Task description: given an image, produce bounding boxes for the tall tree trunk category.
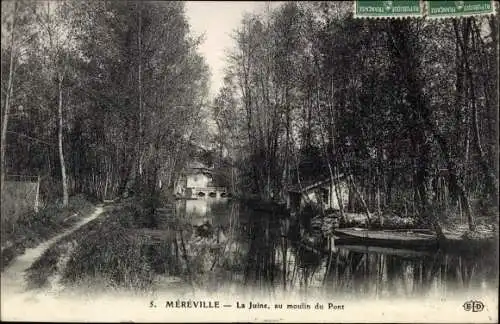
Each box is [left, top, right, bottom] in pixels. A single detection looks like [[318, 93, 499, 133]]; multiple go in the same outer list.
[[432, 131, 475, 231], [452, 19, 497, 228], [376, 169, 382, 226], [467, 53, 498, 198], [137, 3, 144, 178], [388, 20, 447, 236], [348, 174, 372, 226], [1, 0, 17, 197], [283, 99, 291, 201], [332, 165, 345, 216], [58, 73, 69, 207], [456, 19, 499, 198]]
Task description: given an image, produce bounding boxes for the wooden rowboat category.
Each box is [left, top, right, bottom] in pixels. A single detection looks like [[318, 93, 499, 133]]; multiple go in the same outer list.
[[332, 228, 439, 250]]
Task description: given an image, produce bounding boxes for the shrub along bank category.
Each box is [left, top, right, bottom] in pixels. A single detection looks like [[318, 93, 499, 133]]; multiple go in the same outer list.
[[26, 199, 183, 292], [0, 194, 96, 271]]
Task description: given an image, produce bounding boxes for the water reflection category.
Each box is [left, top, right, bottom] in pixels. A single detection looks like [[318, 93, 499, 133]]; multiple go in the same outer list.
[[155, 199, 498, 299], [176, 198, 231, 227]]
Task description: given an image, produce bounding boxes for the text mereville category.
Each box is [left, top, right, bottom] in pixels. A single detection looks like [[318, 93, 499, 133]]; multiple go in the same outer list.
[[165, 300, 220, 309]]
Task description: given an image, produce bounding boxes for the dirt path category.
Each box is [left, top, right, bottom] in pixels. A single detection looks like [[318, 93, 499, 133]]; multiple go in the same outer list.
[[1, 205, 104, 298]]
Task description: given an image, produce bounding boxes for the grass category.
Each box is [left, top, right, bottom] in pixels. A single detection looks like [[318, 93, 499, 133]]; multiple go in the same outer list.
[[25, 197, 233, 293], [25, 241, 71, 289], [0, 194, 96, 271], [26, 200, 184, 292], [61, 206, 157, 291]]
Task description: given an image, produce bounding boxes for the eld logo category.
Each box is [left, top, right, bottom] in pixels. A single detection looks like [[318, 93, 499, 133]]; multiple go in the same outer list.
[[463, 300, 485, 312]]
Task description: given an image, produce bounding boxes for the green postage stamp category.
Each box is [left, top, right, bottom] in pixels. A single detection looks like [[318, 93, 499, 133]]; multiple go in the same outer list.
[[427, 1, 495, 18], [354, 0, 496, 19], [354, 0, 424, 18]]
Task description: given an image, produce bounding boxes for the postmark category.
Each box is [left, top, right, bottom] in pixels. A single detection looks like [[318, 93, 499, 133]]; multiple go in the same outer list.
[[426, 0, 496, 18], [354, 0, 424, 19]]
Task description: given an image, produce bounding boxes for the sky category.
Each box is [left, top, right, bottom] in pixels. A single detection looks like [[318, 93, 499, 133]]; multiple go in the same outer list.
[[184, 1, 280, 98]]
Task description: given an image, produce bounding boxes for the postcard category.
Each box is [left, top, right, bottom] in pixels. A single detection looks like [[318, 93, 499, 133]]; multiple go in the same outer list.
[[1, 1, 498, 322]]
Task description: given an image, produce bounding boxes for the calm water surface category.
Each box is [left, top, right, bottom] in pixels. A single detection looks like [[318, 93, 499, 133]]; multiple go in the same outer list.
[[151, 198, 498, 300]]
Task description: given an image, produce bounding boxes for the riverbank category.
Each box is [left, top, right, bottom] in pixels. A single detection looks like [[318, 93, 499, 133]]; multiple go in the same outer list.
[[23, 198, 243, 295], [1, 206, 104, 297], [330, 227, 497, 253], [296, 210, 498, 255], [1, 194, 97, 271], [24, 199, 207, 293], [16, 196, 498, 294], [4, 196, 498, 320], [24, 201, 157, 291]]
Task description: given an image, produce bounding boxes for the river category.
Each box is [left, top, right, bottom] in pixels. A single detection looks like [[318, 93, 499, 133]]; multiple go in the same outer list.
[[159, 198, 498, 301], [1, 198, 497, 322]]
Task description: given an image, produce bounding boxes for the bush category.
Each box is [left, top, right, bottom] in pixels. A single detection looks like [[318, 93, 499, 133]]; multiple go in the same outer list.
[[298, 202, 323, 231], [130, 195, 161, 228], [63, 226, 156, 290], [0, 194, 95, 271], [60, 205, 177, 290], [1, 180, 39, 232], [25, 198, 186, 291]]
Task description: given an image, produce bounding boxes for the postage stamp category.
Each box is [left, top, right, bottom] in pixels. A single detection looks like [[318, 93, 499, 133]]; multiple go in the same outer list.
[[426, 0, 496, 18], [354, 0, 424, 18]]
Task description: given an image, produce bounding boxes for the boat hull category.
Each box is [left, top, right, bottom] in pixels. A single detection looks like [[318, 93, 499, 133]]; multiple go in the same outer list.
[[333, 228, 439, 250]]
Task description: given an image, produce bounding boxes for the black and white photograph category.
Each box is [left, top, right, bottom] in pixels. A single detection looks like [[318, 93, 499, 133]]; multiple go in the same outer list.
[[1, 1, 498, 322]]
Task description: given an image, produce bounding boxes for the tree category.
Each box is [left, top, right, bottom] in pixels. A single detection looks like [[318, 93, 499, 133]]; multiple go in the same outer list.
[[0, 1, 18, 196], [32, 1, 78, 207], [2, 0, 210, 205], [1, 0, 35, 196], [218, 1, 498, 233]]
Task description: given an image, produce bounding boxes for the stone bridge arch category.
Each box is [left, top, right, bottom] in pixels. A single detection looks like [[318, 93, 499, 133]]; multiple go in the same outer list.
[[190, 186, 229, 199]]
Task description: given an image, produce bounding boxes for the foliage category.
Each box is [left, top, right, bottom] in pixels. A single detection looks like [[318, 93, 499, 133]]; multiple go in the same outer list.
[[1, 0, 210, 204], [213, 2, 499, 232], [61, 208, 156, 290]]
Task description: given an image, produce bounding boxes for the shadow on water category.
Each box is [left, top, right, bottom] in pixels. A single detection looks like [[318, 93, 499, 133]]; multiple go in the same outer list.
[[150, 199, 497, 299]]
